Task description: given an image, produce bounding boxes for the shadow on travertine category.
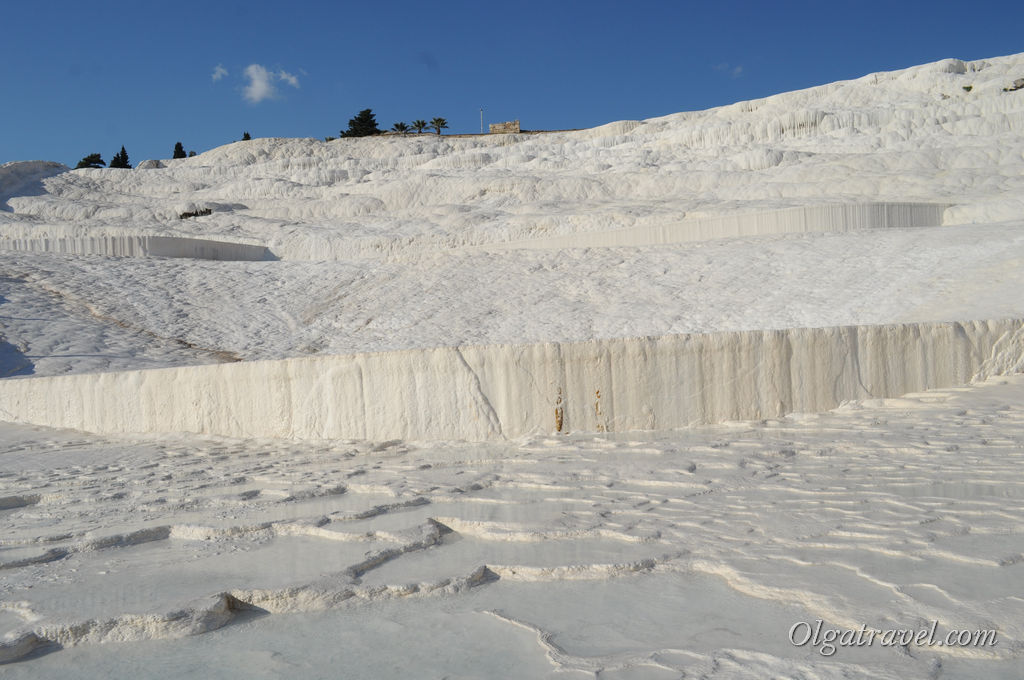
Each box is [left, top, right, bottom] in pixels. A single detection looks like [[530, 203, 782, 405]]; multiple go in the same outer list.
[[0, 286, 34, 378], [0, 161, 67, 212], [0, 339, 34, 378]]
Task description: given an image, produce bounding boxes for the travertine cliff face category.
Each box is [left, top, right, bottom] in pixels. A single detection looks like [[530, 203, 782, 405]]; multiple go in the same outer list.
[[3, 319, 1020, 440], [0, 235, 270, 260], [477, 202, 949, 251]]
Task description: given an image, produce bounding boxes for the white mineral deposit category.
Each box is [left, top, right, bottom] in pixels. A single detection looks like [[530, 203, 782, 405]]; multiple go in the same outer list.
[[2, 52, 1024, 678]]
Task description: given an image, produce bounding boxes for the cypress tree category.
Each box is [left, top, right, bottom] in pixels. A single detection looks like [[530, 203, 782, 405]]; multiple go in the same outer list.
[[173, 142, 187, 159], [109, 146, 131, 169], [340, 109, 381, 138]]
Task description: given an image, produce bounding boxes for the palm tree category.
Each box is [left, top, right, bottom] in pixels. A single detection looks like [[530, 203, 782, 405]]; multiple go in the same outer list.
[[392, 122, 409, 133], [411, 119, 428, 134], [430, 117, 448, 135]]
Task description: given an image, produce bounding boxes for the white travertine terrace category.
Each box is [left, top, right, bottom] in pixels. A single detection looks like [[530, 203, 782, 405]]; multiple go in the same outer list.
[[0, 235, 270, 260], [474, 202, 949, 251], [2, 319, 1020, 440], [0, 201, 949, 260], [2, 53, 1024, 437], [2, 52, 1024, 678]]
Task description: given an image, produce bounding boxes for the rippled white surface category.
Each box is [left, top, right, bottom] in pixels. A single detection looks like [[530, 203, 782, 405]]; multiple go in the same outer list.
[[2, 377, 1023, 676]]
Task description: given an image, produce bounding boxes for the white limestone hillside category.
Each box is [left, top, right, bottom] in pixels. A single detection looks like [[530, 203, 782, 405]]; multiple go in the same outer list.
[[3, 54, 1024, 678], [0, 53, 1023, 382], [1, 54, 1023, 261], [2, 219, 1023, 377]]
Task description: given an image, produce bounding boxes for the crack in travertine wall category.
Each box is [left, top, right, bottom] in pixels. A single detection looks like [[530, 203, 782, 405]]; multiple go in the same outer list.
[[0, 319, 1020, 441]]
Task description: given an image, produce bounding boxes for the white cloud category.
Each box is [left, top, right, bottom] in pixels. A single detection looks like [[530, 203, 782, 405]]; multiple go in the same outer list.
[[212, 64, 228, 82], [243, 64, 276, 103], [713, 62, 744, 79], [242, 64, 301, 103], [278, 69, 300, 88]]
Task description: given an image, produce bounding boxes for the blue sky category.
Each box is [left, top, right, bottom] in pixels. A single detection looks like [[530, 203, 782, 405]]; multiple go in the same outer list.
[[2, 0, 1022, 167]]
